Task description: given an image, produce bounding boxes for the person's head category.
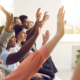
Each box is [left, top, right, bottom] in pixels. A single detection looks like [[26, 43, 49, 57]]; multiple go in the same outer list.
[[12, 17, 22, 27], [29, 21, 34, 29], [7, 33, 16, 48], [13, 25, 27, 42], [19, 15, 29, 29]]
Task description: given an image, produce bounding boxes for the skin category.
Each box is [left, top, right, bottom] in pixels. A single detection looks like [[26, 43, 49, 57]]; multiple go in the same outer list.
[[12, 18, 22, 27], [25, 8, 49, 42], [22, 18, 29, 29], [16, 28, 27, 46], [42, 30, 50, 46], [6, 35, 16, 51], [6, 33, 43, 79], [0, 59, 3, 77], [1, 6, 66, 80], [0, 5, 13, 33], [28, 21, 34, 30], [0, 6, 48, 65]]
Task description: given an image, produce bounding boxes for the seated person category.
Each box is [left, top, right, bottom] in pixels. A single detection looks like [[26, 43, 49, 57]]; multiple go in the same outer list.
[[10, 24, 53, 80], [21, 22, 58, 80], [0, 26, 4, 34], [0, 5, 49, 80], [0, 6, 66, 80]]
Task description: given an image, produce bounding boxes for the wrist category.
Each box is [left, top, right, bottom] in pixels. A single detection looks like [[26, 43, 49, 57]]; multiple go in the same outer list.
[[42, 42, 46, 46], [34, 32, 38, 38]]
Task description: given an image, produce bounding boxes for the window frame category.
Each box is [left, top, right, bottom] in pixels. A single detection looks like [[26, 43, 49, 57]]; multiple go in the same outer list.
[[61, 0, 80, 42]]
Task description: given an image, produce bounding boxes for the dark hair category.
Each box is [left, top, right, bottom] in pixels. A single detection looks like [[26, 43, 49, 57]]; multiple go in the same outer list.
[[13, 17, 19, 24], [19, 15, 28, 23], [13, 24, 27, 38]]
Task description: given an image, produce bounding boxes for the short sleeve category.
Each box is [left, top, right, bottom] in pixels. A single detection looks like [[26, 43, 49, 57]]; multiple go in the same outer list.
[[0, 52, 10, 65]]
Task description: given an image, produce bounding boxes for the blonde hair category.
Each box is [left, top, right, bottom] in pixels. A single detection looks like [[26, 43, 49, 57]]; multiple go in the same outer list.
[[29, 21, 34, 28]]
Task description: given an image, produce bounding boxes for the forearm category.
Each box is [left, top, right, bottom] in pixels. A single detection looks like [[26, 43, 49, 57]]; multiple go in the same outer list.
[[72, 60, 80, 80], [26, 26, 36, 41], [42, 41, 46, 46], [7, 33, 38, 64], [3, 46, 50, 80], [45, 34, 62, 54], [0, 28, 14, 54], [19, 33, 38, 57], [4, 23, 11, 33]]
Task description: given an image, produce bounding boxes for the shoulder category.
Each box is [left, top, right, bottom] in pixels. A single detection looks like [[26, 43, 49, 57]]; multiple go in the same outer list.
[[0, 49, 10, 59]]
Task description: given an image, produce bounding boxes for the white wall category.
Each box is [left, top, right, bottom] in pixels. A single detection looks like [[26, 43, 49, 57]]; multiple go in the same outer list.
[[14, 0, 80, 70]]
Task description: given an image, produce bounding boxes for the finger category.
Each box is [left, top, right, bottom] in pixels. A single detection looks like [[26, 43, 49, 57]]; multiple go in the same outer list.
[[63, 10, 65, 19], [11, 13, 13, 20], [40, 75, 43, 79], [39, 13, 42, 16], [62, 6, 64, 14], [44, 12, 48, 16], [46, 30, 49, 35], [58, 8, 61, 17], [42, 33, 44, 37], [37, 8, 41, 14]]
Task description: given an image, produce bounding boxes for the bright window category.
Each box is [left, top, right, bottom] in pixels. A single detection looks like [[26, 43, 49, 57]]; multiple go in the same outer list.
[[60, 0, 80, 42], [62, 0, 80, 34], [0, 0, 13, 26]]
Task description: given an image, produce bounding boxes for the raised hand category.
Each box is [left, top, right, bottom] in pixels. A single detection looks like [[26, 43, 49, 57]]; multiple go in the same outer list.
[[36, 8, 42, 21], [57, 6, 66, 37], [42, 12, 50, 24], [35, 21, 43, 35], [0, 5, 13, 32], [42, 30, 50, 45]]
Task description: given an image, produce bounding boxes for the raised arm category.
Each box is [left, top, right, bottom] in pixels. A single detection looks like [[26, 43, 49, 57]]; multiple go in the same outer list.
[[0, 5, 14, 54], [6, 21, 44, 65], [45, 6, 65, 54], [0, 5, 13, 32], [26, 8, 49, 41], [1, 6, 66, 80]]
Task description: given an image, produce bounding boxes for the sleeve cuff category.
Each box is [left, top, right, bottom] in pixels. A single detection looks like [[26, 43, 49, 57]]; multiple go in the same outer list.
[[1, 28, 14, 39]]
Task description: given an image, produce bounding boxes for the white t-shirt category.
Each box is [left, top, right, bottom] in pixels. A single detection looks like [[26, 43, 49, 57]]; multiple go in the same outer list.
[[10, 43, 21, 53], [10, 43, 21, 67]]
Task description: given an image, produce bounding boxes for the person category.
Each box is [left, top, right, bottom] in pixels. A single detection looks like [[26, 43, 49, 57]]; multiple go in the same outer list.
[[19, 15, 29, 29], [19, 8, 49, 30], [0, 17, 21, 34], [0, 4, 49, 79], [0, 6, 65, 80], [0, 5, 14, 54], [11, 17, 22, 27], [10, 25, 27, 53], [0, 6, 48, 70], [29, 21, 34, 30]]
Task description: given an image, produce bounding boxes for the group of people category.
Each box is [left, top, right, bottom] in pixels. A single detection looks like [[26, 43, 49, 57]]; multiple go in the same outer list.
[[0, 4, 80, 80]]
